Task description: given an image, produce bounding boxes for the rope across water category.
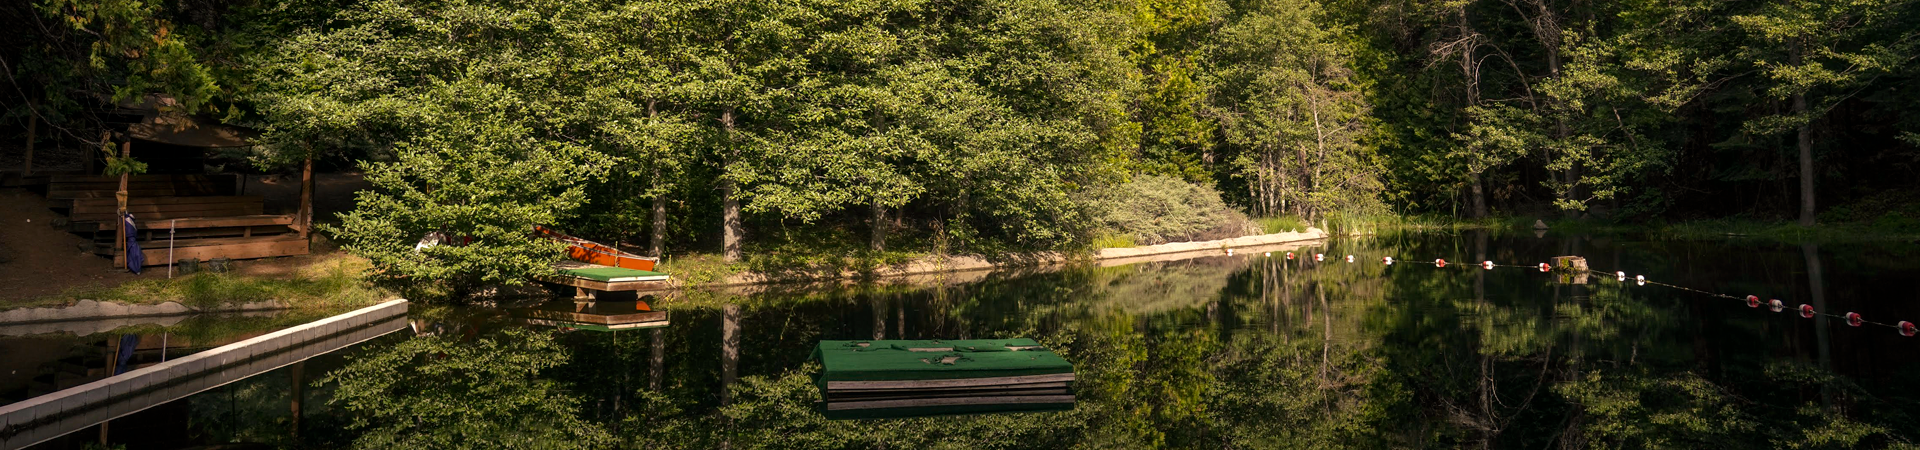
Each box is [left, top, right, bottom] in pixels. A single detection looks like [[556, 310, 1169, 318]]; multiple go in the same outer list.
[[1268, 251, 1918, 338]]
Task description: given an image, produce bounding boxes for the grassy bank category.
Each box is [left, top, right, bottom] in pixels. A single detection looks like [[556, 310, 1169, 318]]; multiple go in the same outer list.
[[16, 253, 391, 311]]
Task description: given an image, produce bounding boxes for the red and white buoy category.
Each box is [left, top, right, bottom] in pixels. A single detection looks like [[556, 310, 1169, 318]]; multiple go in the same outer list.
[[1846, 312, 1864, 327], [1346, 254, 1355, 263], [1635, 275, 1646, 286], [1314, 253, 1325, 262], [1900, 321, 1917, 337], [1435, 258, 1447, 267], [1616, 271, 1626, 282], [1769, 299, 1785, 312], [1265, 252, 1271, 257], [1800, 304, 1816, 318], [1745, 295, 1761, 308], [1383, 256, 1395, 265], [1538, 263, 1551, 272], [1287, 252, 1295, 260], [1482, 260, 1495, 270]]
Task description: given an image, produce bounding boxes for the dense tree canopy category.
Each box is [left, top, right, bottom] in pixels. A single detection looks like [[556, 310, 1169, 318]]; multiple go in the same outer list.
[[4, 0, 1917, 288]]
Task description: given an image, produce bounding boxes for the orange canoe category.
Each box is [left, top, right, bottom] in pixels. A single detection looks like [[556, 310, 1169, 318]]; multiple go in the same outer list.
[[534, 226, 659, 271]]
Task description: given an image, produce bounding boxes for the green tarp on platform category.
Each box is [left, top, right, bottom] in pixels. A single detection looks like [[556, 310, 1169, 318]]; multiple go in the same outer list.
[[558, 266, 668, 282], [812, 339, 1074, 382], [813, 339, 1077, 419]]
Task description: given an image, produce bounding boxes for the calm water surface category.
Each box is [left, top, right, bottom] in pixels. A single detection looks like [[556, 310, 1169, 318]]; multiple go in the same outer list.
[[19, 231, 1920, 449]]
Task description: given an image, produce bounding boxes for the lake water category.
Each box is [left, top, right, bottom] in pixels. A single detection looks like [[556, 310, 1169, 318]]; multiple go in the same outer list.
[[12, 231, 1919, 449]]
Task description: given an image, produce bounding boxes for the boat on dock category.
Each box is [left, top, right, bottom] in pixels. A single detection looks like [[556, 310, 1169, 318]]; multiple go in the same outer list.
[[534, 225, 658, 271]]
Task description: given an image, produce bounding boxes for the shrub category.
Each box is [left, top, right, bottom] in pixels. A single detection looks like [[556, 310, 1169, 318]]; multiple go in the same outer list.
[[1255, 216, 1309, 234], [1081, 175, 1255, 245]]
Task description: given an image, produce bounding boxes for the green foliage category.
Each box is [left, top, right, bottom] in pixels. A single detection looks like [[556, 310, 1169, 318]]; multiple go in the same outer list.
[[1254, 215, 1309, 234], [321, 327, 613, 449], [1092, 232, 1138, 249], [1206, 0, 1382, 219], [254, 0, 617, 289], [1081, 174, 1254, 245]]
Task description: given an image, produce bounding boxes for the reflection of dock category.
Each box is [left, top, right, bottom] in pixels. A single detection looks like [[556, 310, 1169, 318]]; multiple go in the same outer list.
[[510, 300, 669, 332], [0, 300, 409, 449]]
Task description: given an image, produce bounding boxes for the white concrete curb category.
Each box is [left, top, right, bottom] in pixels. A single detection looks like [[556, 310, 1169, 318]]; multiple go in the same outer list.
[[0, 299, 407, 446]]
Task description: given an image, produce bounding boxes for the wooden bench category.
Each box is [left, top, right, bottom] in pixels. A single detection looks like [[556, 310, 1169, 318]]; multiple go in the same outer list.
[[112, 215, 299, 240]]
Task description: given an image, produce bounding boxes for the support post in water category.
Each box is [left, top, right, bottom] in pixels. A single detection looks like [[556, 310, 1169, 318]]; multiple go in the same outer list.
[[1551, 256, 1588, 284]]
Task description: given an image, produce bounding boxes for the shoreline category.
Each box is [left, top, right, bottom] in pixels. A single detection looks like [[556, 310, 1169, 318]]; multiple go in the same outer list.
[[693, 228, 1331, 289]]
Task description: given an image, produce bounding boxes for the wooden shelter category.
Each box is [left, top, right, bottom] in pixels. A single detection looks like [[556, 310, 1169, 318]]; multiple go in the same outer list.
[[15, 96, 313, 268]]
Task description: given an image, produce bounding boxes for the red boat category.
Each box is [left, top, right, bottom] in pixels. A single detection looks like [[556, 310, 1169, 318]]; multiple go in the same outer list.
[[534, 226, 659, 272]]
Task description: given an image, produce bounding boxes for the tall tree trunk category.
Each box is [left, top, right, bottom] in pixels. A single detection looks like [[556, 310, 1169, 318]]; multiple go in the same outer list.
[[651, 168, 668, 258], [648, 100, 668, 258], [1794, 93, 1815, 226], [22, 106, 34, 176], [870, 198, 886, 252], [299, 155, 315, 238], [1534, 0, 1578, 220], [1470, 172, 1489, 218], [1791, 40, 1815, 226], [115, 139, 130, 269], [720, 108, 743, 262]]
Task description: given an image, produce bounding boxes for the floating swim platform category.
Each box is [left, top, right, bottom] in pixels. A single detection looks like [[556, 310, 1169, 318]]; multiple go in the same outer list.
[[560, 265, 669, 282], [813, 339, 1076, 419], [540, 260, 672, 294]]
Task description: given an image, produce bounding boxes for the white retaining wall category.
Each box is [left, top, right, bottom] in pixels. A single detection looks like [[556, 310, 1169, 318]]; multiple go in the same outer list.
[[0, 299, 409, 449]]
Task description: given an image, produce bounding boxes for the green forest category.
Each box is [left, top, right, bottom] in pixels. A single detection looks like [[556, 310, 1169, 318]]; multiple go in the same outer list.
[[4, 0, 1918, 288]]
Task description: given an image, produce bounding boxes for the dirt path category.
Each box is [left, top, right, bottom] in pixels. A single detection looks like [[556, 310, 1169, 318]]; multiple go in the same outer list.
[[0, 188, 156, 304]]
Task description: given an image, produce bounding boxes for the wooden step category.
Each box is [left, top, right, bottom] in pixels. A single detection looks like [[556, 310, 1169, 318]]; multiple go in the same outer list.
[[115, 235, 310, 266], [68, 195, 262, 215], [133, 214, 293, 230], [52, 195, 262, 211], [47, 187, 176, 200], [107, 215, 297, 237]]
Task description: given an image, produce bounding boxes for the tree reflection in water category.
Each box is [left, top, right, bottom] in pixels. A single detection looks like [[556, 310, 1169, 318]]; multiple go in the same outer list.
[[299, 232, 1916, 449]]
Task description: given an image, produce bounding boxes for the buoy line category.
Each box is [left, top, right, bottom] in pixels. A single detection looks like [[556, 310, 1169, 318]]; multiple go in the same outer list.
[[1269, 252, 1919, 338]]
